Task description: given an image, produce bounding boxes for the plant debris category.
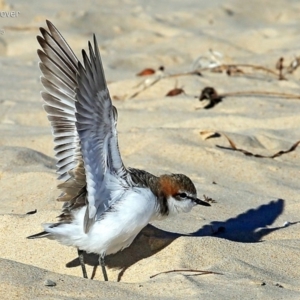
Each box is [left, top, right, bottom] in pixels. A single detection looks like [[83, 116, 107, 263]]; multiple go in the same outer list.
[[275, 57, 285, 80], [165, 87, 185, 97], [150, 269, 223, 279], [200, 131, 300, 158], [192, 51, 299, 80], [136, 66, 165, 76], [203, 194, 217, 203], [26, 209, 37, 215], [196, 86, 300, 109], [198, 87, 223, 108]]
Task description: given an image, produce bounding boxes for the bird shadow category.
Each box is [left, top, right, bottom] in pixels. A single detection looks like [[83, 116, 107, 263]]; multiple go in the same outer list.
[[65, 198, 298, 281]]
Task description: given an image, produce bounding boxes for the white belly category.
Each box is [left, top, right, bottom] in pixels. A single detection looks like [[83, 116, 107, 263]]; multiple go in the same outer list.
[[43, 188, 157, 256]]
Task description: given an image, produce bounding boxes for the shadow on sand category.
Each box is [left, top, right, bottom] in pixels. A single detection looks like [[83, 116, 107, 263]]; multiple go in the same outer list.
[[66, 198, 297, 281]]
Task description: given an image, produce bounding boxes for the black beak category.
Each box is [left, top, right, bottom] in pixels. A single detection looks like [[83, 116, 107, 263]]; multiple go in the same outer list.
[[194, 198, 211, 206]]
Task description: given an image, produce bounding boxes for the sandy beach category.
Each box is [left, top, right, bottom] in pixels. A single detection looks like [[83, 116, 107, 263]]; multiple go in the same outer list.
[[0, 0, 300, 299]]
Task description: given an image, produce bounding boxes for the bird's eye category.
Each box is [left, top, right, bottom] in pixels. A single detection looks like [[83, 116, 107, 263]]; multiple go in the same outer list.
[[179, 192, 187, 198]]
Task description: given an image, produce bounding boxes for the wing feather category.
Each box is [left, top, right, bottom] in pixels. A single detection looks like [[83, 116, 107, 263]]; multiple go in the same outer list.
[[39, 21, 129, 232], [38, 21, 86, 204], [75, 35, 127, 231]]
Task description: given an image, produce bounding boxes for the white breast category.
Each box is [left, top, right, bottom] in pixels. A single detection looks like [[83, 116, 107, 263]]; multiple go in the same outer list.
[[43, 187, 157, 256]]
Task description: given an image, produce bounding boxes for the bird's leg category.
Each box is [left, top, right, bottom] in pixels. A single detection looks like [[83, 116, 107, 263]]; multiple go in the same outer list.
[[99, 255, 108, 281], [77, 249, 88, 279]]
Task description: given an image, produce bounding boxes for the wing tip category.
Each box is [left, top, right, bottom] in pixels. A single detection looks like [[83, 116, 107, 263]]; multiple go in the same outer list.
[[27, 231, 51, 239]]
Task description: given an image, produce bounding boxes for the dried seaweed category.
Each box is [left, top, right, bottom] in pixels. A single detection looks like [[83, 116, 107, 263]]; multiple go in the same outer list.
[[196, 86, 300, 109], [200, 131, 300, 158], [120, 52, 300, 100], [150, 269, 223, 279], [193, 52, 299, 80]]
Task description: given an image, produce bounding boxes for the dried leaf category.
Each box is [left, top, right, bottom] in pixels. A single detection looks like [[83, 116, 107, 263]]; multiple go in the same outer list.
[[166, 88, 185, 97], [136, 66, 164, 76], [199, 130, 221, 140], [136, 68, 156, 76]]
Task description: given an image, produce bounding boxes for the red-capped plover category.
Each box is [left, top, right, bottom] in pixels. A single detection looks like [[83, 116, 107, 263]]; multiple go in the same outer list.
[[27, 20, 211, 281]]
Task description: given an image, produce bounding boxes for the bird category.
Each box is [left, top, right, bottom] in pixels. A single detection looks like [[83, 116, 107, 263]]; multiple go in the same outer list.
[[27, 20, 211, 281]]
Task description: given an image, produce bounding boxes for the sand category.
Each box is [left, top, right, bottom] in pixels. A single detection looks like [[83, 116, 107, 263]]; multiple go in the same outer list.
[[0, 0, 300, 299]]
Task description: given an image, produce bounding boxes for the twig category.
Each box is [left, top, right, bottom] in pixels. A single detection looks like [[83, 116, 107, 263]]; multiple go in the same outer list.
[[222, 90, 300, 99], [129, 70, 201, 99], [129, 76, 163, 99], [218, 133, 300, 158], [167, 70, 202, 78], [196, 86, 300, 109], [275, 57, 285, 80], [198, 63, 279, 77], [150, 269, 223, 279]]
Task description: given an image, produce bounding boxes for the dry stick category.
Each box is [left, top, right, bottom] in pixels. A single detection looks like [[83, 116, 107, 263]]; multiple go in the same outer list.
[[219, 133, 300, 159], [222, 90, 300, 100], [199, 63, 279, 77], [129, 61, 285, 99], [275, 57, 285, 80], [167, 70, 202, 78], [129, 76, 163, 99], [195, 89, 300, 110], [150, 269, 223, 279], [129, 71, 200, 99]]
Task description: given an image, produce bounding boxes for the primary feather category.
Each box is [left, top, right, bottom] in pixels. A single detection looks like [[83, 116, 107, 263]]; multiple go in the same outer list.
[[37, 20, 127, 233]]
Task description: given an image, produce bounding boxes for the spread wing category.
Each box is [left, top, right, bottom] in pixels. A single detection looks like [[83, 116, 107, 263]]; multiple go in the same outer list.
[[38, 20, 86, 206], [75, 35, 128, 231], [38, 20, 128, 232]]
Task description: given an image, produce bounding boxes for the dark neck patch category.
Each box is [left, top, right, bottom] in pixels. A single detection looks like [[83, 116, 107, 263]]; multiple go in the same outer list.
[[128, 168, 171, 216], [157, 192, 169, 216]]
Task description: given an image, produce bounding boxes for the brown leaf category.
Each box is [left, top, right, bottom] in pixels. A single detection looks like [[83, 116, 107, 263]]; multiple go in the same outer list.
[[166, 88, 185, 97], [136, 68, 156, 76], [136, 66, 165, 76]]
